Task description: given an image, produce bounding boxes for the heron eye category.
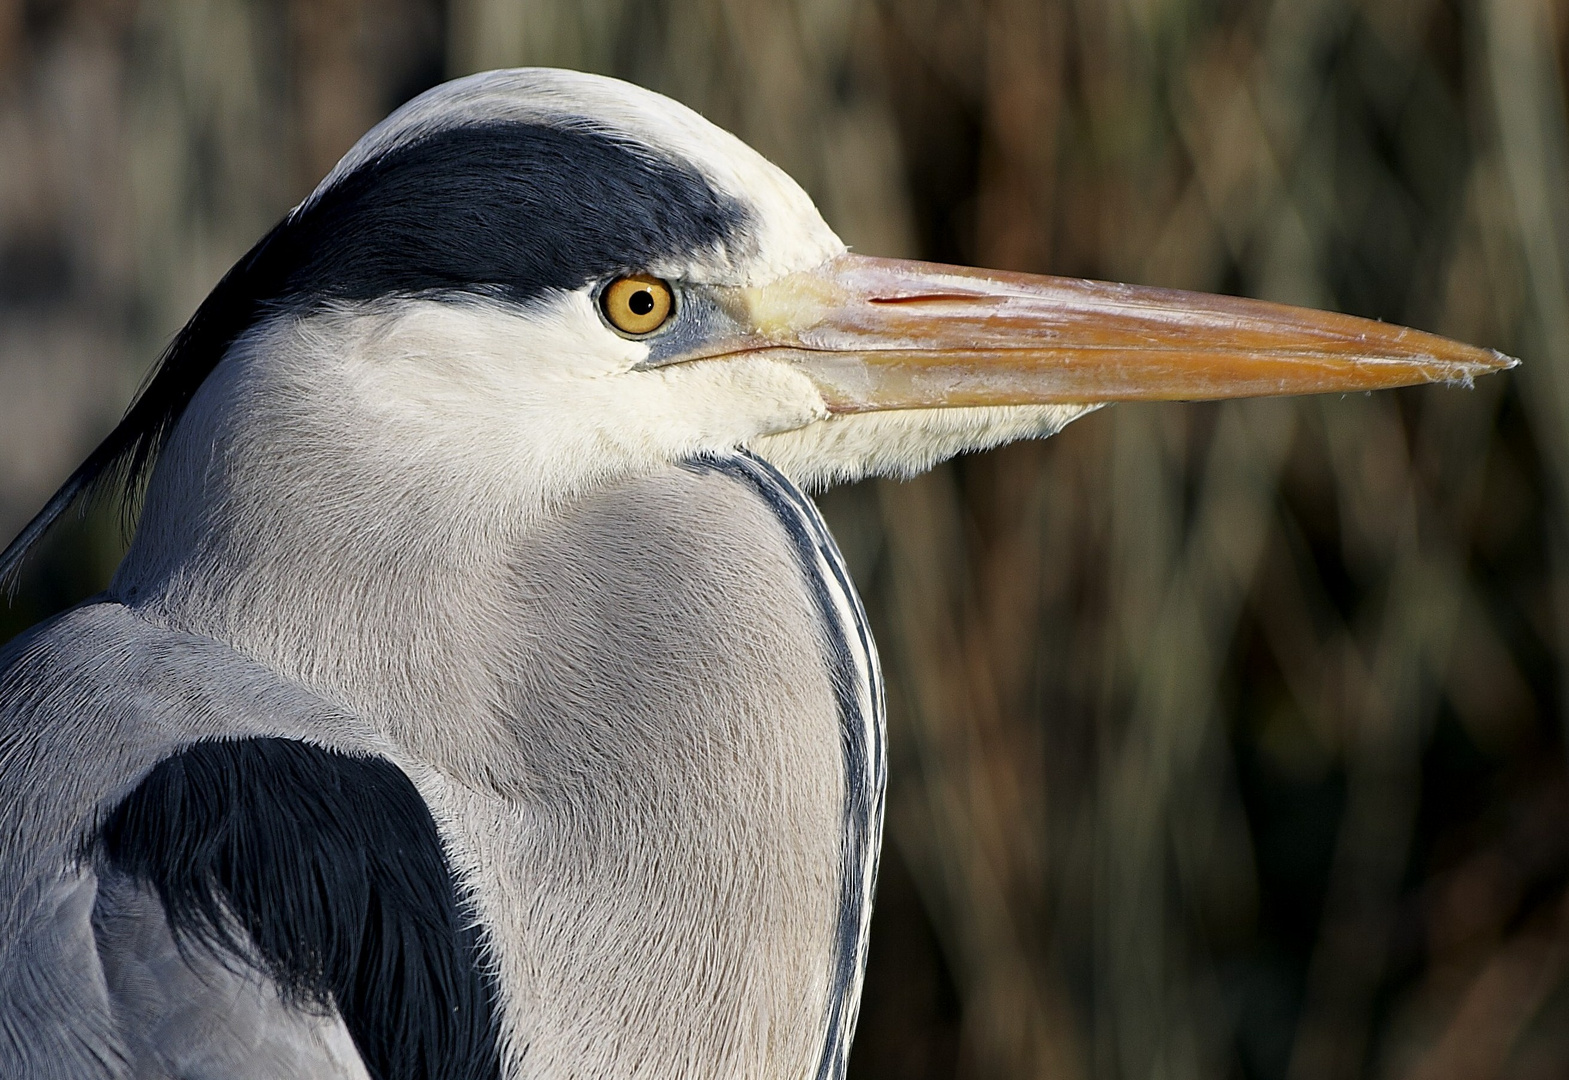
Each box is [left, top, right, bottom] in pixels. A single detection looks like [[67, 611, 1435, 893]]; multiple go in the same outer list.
[[601, 275, 674, 336]]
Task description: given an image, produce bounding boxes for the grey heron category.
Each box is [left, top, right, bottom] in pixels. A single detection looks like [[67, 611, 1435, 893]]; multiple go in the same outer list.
[[0, 68, 1511, 1080]]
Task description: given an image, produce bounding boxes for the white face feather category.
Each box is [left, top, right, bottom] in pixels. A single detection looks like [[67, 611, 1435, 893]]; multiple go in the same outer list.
[[264, 291, 835, 515]]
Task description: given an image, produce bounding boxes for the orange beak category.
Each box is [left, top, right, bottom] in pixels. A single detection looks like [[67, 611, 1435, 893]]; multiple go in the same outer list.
[[705, 254, 1513, 410]]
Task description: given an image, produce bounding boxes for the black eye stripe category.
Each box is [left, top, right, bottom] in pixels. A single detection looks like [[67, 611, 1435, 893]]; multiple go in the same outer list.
[[291, 123, 747, 303]]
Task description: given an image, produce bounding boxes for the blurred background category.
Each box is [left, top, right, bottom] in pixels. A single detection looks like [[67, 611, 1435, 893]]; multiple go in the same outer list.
[[3, 0, 1568, 1077]]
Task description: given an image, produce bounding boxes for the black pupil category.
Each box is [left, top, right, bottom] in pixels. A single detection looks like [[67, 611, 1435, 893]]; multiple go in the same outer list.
[[628, 289, 656, 316]]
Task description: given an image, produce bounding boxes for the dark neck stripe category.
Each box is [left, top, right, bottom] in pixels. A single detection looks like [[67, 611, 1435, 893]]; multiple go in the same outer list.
[[691, 452, 888, 1080], [98, 738, 504, 1080]]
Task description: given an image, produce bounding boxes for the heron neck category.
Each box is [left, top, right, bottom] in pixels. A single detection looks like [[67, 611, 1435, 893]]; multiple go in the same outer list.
[[115, 410, 854, 1078]]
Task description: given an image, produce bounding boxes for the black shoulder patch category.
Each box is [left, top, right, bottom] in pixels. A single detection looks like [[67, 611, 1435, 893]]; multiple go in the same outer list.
[[99, 738, 503, 1080], [0, 119, 751, 584]]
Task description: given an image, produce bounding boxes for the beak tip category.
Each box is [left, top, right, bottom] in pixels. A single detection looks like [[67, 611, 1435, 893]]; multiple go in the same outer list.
[[1435, 348, 1517, 391]]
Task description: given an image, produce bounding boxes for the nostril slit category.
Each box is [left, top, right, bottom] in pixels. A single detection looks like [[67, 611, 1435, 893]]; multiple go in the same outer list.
[[867, 293, 974, 305]]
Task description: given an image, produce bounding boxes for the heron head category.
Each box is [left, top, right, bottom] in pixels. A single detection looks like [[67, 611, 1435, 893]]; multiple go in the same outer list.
[[0, 69, 1513, 588], [216, 67, 1502, 499]]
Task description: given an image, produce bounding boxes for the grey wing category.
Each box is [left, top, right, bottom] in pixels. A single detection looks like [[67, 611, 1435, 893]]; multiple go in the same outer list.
[[0, 602, 373, 1080], [1, 869, 123, 1080], [89, 871, 370, 1080], [1, 868, 369, 1080]]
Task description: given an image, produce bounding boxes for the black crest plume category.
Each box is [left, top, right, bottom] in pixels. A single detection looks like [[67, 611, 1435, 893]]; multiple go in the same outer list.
[[0, 220, 289, 591]]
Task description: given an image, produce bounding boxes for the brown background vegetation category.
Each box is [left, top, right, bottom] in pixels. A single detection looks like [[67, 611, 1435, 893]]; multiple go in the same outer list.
[[5, 1, 1569, 1077]]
